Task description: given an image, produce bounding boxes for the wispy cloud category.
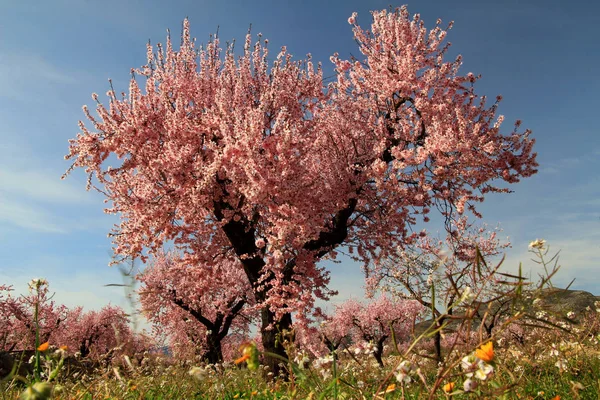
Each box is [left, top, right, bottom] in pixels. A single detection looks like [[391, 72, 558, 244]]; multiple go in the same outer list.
[[539, 149, 600, 175], [0, 195, 67, 233], [0, 52, 76, 101], [0, 167, 94, 204]]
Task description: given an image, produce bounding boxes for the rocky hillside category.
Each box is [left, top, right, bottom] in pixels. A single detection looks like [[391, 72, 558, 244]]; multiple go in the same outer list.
[[412, 287, 600, 337]]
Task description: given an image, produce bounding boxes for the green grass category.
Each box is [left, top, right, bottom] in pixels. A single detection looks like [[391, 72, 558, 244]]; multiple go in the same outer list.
[[3, 339, 600, 399]]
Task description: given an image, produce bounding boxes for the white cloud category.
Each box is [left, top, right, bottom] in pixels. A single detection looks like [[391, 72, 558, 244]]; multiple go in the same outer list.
[[0, 195, 67, 233], [0, 53, 76, 101], [0, 167, 95, 204]]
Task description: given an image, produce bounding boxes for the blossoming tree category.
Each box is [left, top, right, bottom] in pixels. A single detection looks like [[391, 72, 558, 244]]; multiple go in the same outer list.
[[0, 283, 68, 352], [61, 304, 136, 363], [137, 252, 253, 364], [331, 296, 423, 367], [367, 216, 511, 361], [64, 6, 537, 372]]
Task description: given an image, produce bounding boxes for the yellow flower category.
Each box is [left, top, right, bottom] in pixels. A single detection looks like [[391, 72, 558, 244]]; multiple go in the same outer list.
[[37, 342, 50, 352], [443, 382, 455, 393], [475, 342, 494, 362]]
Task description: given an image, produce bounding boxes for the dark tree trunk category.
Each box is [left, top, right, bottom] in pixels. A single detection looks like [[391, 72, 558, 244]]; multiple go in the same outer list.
[[215, 179, 360, 381], [372, 336, 387, 368], [373, 349, 385, 368], [202, 333, 224, 365], [80, 342, 90, 358], [260, 308, 292, 378]]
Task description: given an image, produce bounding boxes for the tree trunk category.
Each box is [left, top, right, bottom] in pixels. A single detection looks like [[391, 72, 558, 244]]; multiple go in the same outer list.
[[202, 334, 224, 365], [260, 306, 292, 379], [373, 336, 387, 368], [373, 348, 385, 368]]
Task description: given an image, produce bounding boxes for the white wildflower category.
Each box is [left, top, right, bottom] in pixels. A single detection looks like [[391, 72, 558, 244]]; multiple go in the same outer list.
[[459, 286, 475, 305], [528, 239, 546, 251], [28, 278, 48, 292], [463, 378, 477, 392], [395, 360, 415, 384]]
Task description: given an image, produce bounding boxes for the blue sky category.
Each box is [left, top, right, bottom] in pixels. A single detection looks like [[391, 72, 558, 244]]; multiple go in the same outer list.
[[1, 0, 599, 319]]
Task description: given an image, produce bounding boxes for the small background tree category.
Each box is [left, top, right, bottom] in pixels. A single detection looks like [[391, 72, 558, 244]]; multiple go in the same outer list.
[[138, 252, 254, 364]]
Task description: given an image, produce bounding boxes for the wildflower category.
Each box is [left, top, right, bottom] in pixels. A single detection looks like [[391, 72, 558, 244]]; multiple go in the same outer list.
[[514, 365, 524, 373], [567, 311, 575, 319], [443, 382, 455, 393], [463, 378, 477, 392], [363, 341, 377, 355], [294, 351, 310, 369], [528, 239, 546, 251], [555, 359, 568, 372], [461, 354, 479, 377], [459, 286, 475, 305], [395, 360, 415, 384], [315, 354, 334, 368], [475, 342, 494, 362], [235, 342, 259, 371], [54, 346, 68, 357], [37, 342, 50, 352], [474, 362, 494, 381], [378, 384, 396, 395], [28, 278, 48, 292]]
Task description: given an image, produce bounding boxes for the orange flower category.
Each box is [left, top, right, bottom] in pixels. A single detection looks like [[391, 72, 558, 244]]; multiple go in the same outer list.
[[475, 341, 494, 362], [443, 382, 455, 393], [59, 345, 68, 351], [234, 353, 250, 365], [550, 396, 560, 400], [379, 383, 396, 394], [235, 342, 259, 370], [37, 342, 50, 352]]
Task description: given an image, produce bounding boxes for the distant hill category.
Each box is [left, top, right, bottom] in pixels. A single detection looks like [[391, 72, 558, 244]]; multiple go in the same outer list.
[[412, 287, 600, 338]]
